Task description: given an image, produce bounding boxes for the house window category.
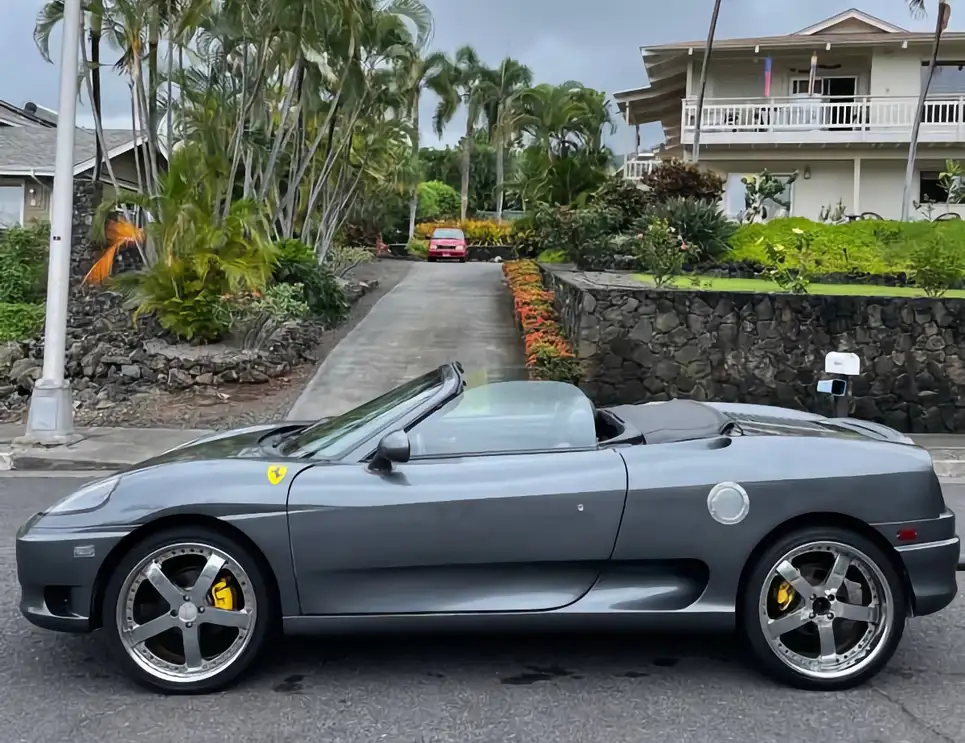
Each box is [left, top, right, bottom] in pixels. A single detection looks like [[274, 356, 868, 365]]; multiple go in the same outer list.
[[791, 78, 822, 96], [919, 171, 963, 204], [921, 62, 965, 123], [0, 185, 24, 227], [723, 173, 795, 220]]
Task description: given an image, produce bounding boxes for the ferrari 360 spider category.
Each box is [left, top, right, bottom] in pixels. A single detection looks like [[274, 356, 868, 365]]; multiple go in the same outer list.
[[16, 362, 960, 694]]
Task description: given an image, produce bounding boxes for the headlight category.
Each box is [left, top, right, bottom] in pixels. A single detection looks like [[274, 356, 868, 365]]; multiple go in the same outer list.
[[46, 476, 121, 515]]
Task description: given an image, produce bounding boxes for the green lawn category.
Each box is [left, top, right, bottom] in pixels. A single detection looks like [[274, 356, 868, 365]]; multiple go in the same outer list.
[[633, 274, 965, 299]]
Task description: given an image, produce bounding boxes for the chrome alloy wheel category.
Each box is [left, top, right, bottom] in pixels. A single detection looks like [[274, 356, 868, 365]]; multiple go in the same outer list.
[[115, 542, 257, 685], [758, 540, 893, 681]]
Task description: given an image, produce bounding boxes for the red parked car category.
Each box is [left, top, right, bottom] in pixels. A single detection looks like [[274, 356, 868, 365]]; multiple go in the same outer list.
[[427, 227, 468, 262]]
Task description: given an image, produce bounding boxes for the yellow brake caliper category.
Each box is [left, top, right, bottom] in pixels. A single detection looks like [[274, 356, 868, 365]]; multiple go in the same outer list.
[[775, 581, 795, 611], [209, 578, 236, 610]]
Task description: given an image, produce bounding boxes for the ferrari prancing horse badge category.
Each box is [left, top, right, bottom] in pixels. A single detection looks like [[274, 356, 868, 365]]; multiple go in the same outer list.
[[267, 465, 288, 485]]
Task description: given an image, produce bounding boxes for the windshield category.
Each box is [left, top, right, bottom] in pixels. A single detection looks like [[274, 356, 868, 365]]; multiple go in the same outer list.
[[432, 228, 464, 240], [280, 368, 446, 457]]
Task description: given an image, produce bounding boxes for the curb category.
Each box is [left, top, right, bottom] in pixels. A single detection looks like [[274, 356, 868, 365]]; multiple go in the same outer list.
[[933, 459, 965, 479], [0, 449, 134, 472]]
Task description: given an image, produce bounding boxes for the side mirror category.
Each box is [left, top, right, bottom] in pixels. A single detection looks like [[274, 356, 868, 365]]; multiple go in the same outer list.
[[817, 378, 847, 397], [369, 430, 410, 472]]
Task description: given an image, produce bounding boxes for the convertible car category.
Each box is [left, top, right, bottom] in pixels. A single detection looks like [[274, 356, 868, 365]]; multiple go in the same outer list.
[[16, 362, 961, 694]]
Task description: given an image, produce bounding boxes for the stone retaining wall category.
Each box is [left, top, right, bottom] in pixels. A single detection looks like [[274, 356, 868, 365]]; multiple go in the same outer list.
[[542, 265, 965, 433]]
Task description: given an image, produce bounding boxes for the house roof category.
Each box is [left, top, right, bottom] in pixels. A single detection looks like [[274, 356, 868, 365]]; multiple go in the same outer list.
[[793, 8, 907, 35], [0, 128, 143, 175], [0, 100, 56, 129]]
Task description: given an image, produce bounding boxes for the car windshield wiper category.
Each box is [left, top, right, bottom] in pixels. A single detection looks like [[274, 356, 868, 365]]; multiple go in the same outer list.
[[260, 425, 308, 455]]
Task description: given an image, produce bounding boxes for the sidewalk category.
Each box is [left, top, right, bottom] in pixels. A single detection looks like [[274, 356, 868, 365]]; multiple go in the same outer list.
[[0, 424, 209, 471]]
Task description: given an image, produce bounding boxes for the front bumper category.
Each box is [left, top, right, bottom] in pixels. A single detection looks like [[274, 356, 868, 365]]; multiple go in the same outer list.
[[428, 248, 467, 258], [17, 512, 126, 633]]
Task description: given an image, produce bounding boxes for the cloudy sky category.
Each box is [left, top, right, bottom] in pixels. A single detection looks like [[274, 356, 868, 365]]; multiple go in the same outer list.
[[1, 0, 956, 154]]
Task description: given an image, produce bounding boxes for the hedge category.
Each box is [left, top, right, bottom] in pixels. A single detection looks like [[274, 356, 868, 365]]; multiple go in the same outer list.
[[726, 217, 965, 275], [0, 303, 44, 341], [415, 219, 513, 246], [503, 260, 581, 384]]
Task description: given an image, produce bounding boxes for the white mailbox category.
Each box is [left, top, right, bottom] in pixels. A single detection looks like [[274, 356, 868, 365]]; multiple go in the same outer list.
[[824, 351, 860, 376]]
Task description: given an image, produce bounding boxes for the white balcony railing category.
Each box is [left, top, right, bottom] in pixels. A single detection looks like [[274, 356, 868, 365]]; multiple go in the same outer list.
[[622, 157, 659, 181], [681, 95, 965, 145]]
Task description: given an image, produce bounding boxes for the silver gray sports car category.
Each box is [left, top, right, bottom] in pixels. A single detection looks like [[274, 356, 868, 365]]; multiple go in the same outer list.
[[16, 362, 961, 694]]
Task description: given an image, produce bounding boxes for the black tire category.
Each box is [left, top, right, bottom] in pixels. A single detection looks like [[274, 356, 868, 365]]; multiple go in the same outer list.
[[459, 257, 467, 263], [426, 256, 435, 262], [740, 525, 906, 691], [102, 525, 275, 694]]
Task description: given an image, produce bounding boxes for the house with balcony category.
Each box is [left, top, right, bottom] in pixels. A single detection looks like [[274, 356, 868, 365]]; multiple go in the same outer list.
[[614, 8, 965, 220]]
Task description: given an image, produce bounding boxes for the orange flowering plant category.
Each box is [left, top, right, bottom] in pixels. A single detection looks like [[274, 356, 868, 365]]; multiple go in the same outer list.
[[503, 260, 581, 384]]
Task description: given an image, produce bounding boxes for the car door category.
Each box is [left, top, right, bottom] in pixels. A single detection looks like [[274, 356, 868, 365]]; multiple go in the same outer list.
[[287, 447, 628, 615]]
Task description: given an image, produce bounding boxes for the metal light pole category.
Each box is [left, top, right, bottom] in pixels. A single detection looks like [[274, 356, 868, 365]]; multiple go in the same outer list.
[[21, 0, 83, 446]]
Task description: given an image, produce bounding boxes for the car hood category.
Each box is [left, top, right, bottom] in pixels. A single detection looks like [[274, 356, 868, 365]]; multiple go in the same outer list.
[[128, 420, 319, 470]]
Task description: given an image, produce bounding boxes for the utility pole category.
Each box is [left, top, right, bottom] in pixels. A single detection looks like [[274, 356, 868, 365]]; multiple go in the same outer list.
[[21, 0, 83, 445]]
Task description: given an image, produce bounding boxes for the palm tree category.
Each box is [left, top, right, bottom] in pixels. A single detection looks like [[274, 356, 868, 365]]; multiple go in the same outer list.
[[480, 57, 532, 220], [691, 0, 722, 164], [399, 49, 457, 239], [511, 82, 614, 206], [901, 0, 952, 220], [452, 46, 488, 220]]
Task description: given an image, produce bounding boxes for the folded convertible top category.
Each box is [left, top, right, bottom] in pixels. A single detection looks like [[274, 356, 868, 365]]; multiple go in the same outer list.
[[606, 399, 728, 445]]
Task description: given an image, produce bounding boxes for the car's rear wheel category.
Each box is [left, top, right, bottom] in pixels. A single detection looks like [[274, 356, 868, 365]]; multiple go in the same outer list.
[[102, 525, 274, 694], [741, 526, 906, 691]]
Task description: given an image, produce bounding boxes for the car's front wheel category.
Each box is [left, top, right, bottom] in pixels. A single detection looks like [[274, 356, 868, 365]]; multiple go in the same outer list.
[[741, 526, 906, 691], [102, 525, 274, 694]]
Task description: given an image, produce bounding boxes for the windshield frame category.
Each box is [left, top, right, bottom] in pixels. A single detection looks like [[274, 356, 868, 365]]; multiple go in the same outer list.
[[281, 363, 463, 460]]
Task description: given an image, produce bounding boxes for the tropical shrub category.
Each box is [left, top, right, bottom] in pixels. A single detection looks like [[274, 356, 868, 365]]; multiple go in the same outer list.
[[758, 227, 817, 294], [417, 181, 460, 222], [536, 248, 567, 263], [647, 197, 736, 260], [407, 238, 428, 258], [227, 283, 312, 350], [643, 160, 725, 203], [84, 144, 278, 342], [252, 282, 310, 320], [415, 220, 512, 245], [590, 176, 652, 230], [510, 214, 540, 258], [0, 223, 48, 303], [530, 204, 624, 270], [272, 239, 348, 324], [727, 218, 965, 276], [0, 302, 45, 341], [325, 246, 373, 278], [906, 231, 965, 297], [740, 170, 798, 222], [619, 218, 692, 287], [503, 260, 580, 384]]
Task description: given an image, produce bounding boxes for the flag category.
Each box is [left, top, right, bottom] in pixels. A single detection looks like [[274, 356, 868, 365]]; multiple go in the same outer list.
[[808, 52, 818, 95], [763, 57, 772, 97]]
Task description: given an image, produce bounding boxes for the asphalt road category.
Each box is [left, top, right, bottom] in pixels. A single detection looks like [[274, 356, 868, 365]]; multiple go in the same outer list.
[[4, 475, 965, 743]]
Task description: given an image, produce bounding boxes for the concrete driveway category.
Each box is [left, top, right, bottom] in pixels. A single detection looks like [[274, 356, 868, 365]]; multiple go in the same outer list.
[[287, 261, 525, 420]]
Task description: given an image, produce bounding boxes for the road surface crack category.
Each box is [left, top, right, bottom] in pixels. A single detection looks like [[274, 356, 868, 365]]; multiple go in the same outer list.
[[872, 686, 956, 743]]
